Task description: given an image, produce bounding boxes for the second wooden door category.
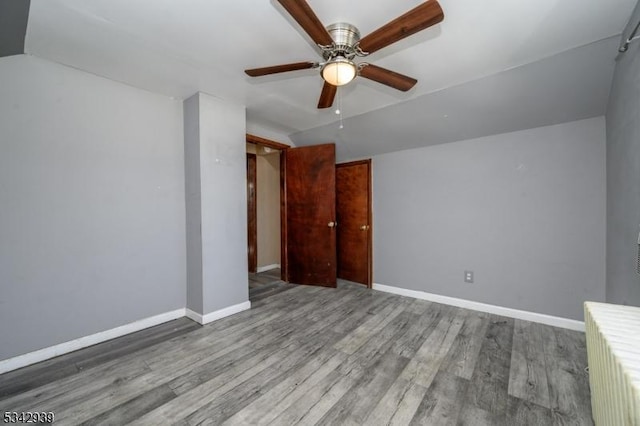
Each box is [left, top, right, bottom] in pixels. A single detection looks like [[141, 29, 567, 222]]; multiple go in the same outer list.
[[336, 159, 372, 287]]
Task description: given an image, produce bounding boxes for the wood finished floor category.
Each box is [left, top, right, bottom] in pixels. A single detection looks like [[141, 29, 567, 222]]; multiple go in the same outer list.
[[0, 273, 592, 425]]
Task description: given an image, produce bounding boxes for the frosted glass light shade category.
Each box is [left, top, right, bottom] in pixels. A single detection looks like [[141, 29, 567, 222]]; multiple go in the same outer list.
[[322, 58, 356, 86]]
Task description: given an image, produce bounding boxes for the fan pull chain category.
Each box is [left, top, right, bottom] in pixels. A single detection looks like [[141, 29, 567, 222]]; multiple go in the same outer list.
[[337, 87, 344, 129]]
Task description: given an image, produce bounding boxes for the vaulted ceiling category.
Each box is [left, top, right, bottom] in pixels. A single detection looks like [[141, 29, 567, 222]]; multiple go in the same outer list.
[[25, 0, 637, 158]]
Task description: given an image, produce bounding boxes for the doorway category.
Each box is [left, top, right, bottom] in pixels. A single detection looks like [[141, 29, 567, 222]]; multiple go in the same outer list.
[[245, 134, 373, 292], [246, 134, 288, 295]]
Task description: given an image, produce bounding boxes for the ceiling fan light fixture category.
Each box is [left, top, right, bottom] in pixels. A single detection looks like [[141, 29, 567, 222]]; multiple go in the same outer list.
[[321, 57, 356, 87]]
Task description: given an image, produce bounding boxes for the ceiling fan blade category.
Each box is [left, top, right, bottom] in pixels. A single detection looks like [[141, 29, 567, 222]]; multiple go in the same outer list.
[[277, 0, 334, 46], [358, 0, 444, 54], [317, 81, 337, 109], [359, 64, 417, 91], [245, 61, 317, 77]]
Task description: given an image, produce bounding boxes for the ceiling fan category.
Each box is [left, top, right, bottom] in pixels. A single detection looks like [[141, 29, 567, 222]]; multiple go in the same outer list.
[[245, 0, 444, 109]]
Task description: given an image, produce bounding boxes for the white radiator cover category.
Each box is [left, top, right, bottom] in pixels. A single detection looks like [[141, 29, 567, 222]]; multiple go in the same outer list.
[[585, 302, 640, 426]]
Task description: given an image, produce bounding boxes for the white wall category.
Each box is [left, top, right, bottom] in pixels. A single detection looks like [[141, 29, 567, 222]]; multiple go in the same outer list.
[[0, 55, 186, 361], [373, 117, 606, 321]]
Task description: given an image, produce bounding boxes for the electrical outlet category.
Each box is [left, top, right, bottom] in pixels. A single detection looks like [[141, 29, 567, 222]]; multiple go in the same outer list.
[[464, 270, 474, 283]]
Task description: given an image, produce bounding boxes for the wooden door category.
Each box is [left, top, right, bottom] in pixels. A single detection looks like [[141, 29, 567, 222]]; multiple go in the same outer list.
[[284, 144, 337, 287], [247, 153, 257, 273], [336, 159, 372, 287]]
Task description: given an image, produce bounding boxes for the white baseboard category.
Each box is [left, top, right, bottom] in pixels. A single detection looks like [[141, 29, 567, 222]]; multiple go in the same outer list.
[[0, 299, 253, 374], [186, 300, 251, 325], [372, 283, 585, 332], [0, 308, 186, 375], [256, 264, 280, 273]]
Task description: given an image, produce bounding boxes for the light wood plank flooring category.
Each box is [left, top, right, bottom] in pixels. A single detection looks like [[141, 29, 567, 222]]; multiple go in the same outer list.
[[0, 275, 592, 425]]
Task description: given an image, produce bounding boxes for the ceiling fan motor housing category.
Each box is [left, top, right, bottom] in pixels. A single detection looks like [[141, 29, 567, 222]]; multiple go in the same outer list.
[[324, 22, 361, 60]]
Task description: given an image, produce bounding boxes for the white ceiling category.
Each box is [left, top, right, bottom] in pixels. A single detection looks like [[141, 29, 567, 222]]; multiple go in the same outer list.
[[25, 0, 636, 150]]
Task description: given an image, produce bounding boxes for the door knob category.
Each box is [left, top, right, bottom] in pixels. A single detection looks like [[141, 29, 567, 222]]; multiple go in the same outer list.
[[360, 225, 370, 231], [328, 221, 337, 228]]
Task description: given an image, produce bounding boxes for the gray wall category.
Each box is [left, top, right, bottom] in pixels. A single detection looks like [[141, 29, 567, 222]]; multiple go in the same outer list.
[[373, 117, 606, 320], [184, 94, 204, 313], [0, 0, 30, 57], [290, 37, 616, 163], [0, 55, 186, 361], [198, 93, 249, 313], [606, 1, 640, 306], [183, 93, 249, 315]]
